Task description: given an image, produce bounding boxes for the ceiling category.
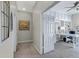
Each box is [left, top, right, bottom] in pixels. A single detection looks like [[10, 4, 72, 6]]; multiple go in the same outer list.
[[11, 1, 79, 14], [49, 1, 79, 15], [15, 1, 58, 13], [16, 1, 36, 12], [34, 1, 58, 13]]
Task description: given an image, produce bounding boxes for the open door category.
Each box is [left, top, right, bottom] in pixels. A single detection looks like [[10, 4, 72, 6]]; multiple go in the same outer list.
[[43, 14, 56, 54]]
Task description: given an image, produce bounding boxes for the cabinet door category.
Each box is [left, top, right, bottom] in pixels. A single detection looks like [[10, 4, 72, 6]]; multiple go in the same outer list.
[[61, 20, 64, 27]]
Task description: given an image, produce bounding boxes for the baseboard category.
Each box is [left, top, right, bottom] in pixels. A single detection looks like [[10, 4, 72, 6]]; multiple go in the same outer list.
[[18, 40, 33, 43], [33, 44, 41, 55]]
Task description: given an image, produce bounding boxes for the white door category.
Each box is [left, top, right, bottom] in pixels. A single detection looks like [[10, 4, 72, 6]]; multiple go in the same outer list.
[[43, 15, 55, 54]]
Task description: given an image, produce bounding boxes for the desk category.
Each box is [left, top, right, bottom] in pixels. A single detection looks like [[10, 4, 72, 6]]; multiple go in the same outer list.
[[56, 33, 79, 48]]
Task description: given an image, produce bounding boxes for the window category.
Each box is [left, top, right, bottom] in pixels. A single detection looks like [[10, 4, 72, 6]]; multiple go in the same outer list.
[[1, 1, 10, 41]]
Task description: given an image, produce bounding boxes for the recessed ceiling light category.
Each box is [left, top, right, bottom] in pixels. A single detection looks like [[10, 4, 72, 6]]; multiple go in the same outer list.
[[22, 8, 26, 11]]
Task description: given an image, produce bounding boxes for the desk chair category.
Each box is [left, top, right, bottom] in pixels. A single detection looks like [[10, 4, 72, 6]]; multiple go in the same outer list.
[[66, 31, 75, 43]]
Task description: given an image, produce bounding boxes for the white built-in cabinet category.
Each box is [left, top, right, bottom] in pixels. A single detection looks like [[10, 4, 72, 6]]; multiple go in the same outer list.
[[55, 12, 72, 34], [54, 12, 72, 41]]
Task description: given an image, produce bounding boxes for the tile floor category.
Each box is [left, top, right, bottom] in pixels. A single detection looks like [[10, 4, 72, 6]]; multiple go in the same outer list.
[[15, 41, 79, 58]]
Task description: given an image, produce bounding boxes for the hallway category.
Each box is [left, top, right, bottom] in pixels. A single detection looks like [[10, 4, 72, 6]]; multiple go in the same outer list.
[[15, 41, 79, 58], [15, 42, 40, 58]]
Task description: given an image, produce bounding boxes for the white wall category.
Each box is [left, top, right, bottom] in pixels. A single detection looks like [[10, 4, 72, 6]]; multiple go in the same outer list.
[[32, 10, 43, 54], [17, 11, 33, 43], [11, 8, 17, 52], [0, 2, 17, 57], [72, 14, 79, 28], [0, 37, 14, 58]]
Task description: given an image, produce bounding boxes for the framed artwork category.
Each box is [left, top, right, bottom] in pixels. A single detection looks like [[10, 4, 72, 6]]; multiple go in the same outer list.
[[19, 20, 30, 30]]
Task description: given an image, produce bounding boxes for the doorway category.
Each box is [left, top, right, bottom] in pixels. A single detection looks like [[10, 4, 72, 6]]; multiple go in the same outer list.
[[42, 1, 79, 55]]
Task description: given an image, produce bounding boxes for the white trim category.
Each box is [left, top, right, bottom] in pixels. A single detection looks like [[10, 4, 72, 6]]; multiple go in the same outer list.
[[18, 40, 33, 43], [33, 44, 41, 54]]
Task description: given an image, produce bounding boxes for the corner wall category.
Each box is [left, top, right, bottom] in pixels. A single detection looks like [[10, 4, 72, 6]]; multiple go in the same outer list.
[[32, 10, 43, 54]]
